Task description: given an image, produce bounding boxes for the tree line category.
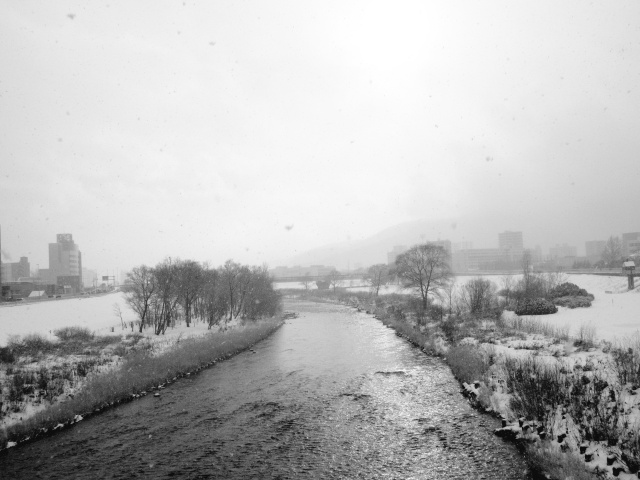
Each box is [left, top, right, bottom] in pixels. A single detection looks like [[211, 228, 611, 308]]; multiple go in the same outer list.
[[391, 245, 585, 319], [317, 243, 580, 320], [122, 258, 281, 335]]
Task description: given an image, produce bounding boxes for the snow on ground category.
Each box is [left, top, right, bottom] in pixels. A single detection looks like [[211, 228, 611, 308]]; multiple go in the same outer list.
[[1, 274, 637, 346], [456, 274, 639, 344], [0, 291, 226, 347], [518, 274, 640, 343], [0, 292, 133, 346], [490, 273, 640, 343], [0, 291, 250, 430], [335, 274, 640, 343], [274, 281, 315, 290]]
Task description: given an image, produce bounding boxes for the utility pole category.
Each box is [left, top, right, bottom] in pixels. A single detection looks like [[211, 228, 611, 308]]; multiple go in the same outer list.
[[623, 260, 636, 290]]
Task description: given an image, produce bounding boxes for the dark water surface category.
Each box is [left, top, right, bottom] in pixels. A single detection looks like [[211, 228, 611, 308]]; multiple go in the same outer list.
[[1, 300, 528, 479]]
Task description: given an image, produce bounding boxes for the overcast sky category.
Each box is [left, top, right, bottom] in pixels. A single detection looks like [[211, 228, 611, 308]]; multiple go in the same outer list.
[[1, 1, 639, 274]]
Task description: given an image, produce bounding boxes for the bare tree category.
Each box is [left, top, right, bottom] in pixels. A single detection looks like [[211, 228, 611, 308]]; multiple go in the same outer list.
[[518, 250, 545, 300], [200, 267, 227, 329], [441, 279, 457, 316], [395, 243, 452, 309], [542, 270, 568, 297], [113, 303, 125, 330], [121, 259, 282, 332], [602, 236, 622, 267], [367, 264, 389, 296], [242, 264, 281, 319], [152, 258, 180, 335], [500, 274, 515, 309], [460, 277, 497, 316], [326, 269, 342, 293], [521, 250, 533, 286], [220, 260, 252, 322], [301, 272, 312, 291], [176, 259, 203, 328], [122, 265, 156, 333]]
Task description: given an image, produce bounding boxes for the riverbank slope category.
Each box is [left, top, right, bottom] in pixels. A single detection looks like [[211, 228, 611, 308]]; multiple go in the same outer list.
[[292, 286, 640, 480], [0, 316, 285, 451]]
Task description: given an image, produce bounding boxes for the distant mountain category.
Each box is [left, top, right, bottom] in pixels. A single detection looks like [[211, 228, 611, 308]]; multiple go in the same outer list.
[[286, 217, 494, 269]]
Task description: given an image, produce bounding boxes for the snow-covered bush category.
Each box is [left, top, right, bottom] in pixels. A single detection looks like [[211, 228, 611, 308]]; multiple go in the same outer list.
[[549, 282, 592, 299], [611, 344, 640, 386], [515, 298, 558, 315], [54, 326, 94, 342], [553, 296, 592, 308], [8, 334, 56, 356]]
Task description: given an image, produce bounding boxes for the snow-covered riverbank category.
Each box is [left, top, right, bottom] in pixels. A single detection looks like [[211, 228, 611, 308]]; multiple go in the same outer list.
[[323, 275, 640, 479], [279, 274, 640, 342]]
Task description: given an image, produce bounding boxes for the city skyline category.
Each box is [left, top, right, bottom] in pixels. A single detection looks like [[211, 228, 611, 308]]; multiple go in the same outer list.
[[4, 223, 635, 277]]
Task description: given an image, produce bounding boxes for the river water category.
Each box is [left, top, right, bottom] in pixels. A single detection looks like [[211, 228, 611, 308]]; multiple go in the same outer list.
[[1, 300, 529, 479]]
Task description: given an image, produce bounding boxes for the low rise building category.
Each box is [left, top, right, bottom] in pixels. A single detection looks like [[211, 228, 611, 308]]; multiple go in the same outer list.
[[0, 257, 30, 283], [453, 248, 515, 272]]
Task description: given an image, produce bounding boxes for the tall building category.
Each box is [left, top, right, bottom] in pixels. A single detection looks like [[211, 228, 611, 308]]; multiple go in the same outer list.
[[498, 231, 524, 262], [622, 232, 640, 257], [629, 239, 640, 259], [49, 233, 82, 293]]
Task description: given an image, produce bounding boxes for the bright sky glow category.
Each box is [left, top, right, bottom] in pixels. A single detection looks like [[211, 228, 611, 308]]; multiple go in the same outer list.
[[1, 1, 639, 272]]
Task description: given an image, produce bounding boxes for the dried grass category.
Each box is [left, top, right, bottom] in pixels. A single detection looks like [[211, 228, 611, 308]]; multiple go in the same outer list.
[[0, 318, 283, 449]]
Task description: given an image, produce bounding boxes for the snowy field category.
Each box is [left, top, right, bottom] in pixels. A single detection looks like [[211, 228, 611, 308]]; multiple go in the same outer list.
[[277, 274, 640, 343], [466, 273, 640, 343], [0, 292, 222, 347], [531, 274, 640, 343]]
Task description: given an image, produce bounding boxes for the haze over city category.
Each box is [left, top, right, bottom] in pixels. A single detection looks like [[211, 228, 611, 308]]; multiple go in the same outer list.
[[1, 1, 639, 273]]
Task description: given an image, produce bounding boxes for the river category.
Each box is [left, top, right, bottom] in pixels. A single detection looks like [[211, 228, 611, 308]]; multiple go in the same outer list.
[[0, 300, 529, 479]]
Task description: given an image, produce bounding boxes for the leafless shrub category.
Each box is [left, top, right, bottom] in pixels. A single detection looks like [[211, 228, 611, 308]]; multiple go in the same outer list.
[[503, 356, 566, 426], [446, 345, 489, 384], [113, 303, 125, 330], [459, 277, 498, 317], [54, 326, 94, 342], [574, 323, 597, 349], [8, 333, 56, 356], [611, 334, 640, 386]]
